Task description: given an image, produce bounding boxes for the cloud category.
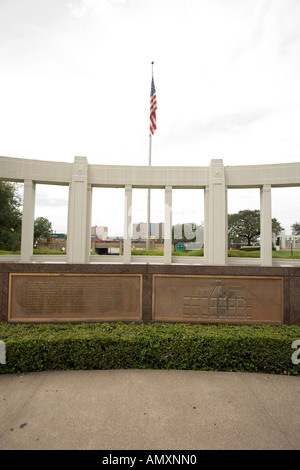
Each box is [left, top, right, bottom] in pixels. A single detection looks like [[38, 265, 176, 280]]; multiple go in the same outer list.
[[68, 0, 126, 19], [163, 108, 272, 145], [34, 185, 69, 209], [232, 0, 300, 65], [198, 109, 271, 134]]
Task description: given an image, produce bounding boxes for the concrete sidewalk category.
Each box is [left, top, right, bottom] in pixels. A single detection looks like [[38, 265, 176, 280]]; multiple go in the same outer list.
[[0, 369, 299, 450]]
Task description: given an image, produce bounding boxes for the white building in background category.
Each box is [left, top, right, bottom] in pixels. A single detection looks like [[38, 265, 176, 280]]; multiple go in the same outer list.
[[91, 226, 108, 240], [275, 232, 300, 249], [132, 223, 147, 240], [151, 222, 164, 239], [132, 222, 164, 240]]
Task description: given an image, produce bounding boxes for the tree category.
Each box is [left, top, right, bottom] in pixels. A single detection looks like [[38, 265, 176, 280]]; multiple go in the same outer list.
[[272, 218, 284, 236], [0, 181, 22, 251], [291, 222, 300, 235], [228, 209, 283, 246], [34, 217, 53, 243]]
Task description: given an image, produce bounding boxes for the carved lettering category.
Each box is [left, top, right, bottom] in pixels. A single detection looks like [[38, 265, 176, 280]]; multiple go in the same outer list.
[[9, 274, 142, 321]]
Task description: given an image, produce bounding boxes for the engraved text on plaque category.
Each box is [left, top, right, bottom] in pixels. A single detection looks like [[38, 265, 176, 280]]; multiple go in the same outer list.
[[9, 274, 142, 322]]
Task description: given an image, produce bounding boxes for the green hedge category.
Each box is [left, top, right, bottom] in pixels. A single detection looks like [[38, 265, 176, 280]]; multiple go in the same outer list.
[[0, 322, 299, 375]]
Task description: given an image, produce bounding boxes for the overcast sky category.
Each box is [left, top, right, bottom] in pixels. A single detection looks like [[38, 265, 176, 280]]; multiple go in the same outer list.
[[1, 0, 300, 235]]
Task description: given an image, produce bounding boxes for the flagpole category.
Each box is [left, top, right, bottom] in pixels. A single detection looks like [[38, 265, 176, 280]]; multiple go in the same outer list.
[[146, 62, 154, 251]]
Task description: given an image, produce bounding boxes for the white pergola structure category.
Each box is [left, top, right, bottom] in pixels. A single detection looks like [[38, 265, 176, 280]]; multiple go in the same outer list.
[[1, 155, 300, 266]]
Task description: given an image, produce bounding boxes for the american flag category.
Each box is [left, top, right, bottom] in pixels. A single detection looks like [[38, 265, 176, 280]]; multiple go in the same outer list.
[[149, 76, 157, 136]]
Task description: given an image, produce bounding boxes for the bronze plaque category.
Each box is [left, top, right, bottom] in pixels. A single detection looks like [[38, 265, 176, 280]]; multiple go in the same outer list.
[[153, 275, 283, 324], [9, 274, 142, 322]]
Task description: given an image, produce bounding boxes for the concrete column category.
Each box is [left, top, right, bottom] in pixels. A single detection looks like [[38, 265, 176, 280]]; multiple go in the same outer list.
[[281, 233, 286, 249], [67, 157, 89, 263], [20, 179, 36, 262], [225, 186, 228, 259], [204, 185, 209, 260], [86, 183, 92, 259], [164, 185, 172, 264], [207, 159, 227, 265], [260, 184, 272, 266], [123, 185, 132, 263]]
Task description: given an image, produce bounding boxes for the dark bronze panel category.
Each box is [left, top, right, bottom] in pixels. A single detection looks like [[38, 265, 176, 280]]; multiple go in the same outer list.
[[9, 274, 142, 322], [153, 275, 283, 324]]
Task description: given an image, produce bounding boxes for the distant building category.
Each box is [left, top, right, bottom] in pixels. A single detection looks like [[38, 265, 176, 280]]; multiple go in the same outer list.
[[50, 233, 65, 240], [152, 222, 164, 239], [132, 223, 147, 239], [132, 222, 164, 240], [275, 232, 300, 249], [91, 226, 108, 240]]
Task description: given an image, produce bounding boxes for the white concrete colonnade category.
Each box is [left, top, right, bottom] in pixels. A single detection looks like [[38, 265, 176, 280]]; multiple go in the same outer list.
[[1, 155, 300, 266]]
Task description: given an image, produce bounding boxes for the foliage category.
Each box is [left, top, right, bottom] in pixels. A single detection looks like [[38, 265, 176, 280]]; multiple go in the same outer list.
[[34, 217, 53, 243], [0, 182, 22, 251], [291, 222, 300, 235], [272, 217, 284, 236], [228, 210, 283, 246], [0, 322, 299, 375]]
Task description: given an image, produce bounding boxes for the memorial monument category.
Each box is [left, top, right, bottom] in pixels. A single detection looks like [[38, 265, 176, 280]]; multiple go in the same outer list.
[[0, 154, 300, 325]]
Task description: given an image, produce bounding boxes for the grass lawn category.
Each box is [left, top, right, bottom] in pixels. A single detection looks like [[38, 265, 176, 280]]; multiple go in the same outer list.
[[228, 249, 300, 259], [32, 249, 66, 255], [0, 249, 66, 255], [131, 248, 300, 259], [1, 248, 300, 259], [131, 248, 204, 256], [272, 250, 300, 259]]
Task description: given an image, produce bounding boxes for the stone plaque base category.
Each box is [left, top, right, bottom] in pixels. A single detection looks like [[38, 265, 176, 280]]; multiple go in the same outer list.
[[152, 275, 283, 324], [8, 274, 142, 322]]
